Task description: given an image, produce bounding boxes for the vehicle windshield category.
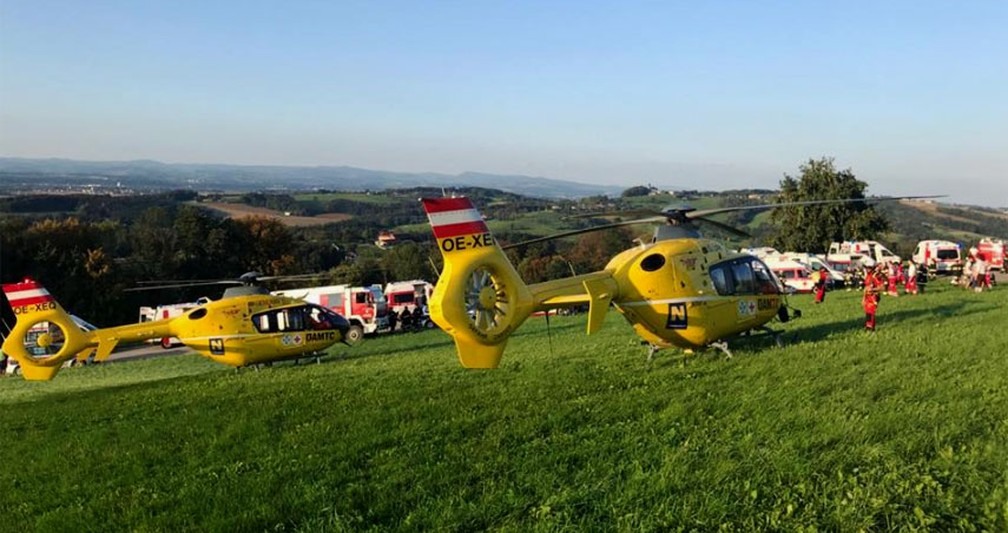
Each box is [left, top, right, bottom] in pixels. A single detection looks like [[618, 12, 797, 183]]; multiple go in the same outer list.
[[936, 249, 959, 260]]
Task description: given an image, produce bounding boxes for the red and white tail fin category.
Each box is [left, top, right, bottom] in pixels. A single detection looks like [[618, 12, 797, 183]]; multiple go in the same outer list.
[[421, 197, 534, 368], [2, 279, 91, 380]]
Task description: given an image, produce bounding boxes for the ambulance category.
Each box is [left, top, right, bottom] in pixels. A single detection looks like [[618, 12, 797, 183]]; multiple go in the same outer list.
[[828, 240, 900, 265], [911, 240, 962, 274], [778, 252, 845, 287], [763, 257, 816, 293]]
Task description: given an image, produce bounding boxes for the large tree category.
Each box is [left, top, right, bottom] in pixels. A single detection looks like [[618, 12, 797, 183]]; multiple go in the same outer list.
[[769, 157, 889, 253]]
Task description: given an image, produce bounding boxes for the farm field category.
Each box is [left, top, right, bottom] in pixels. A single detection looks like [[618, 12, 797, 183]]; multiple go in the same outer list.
[[199, 201, 353, 226], [2, 282, 1007, 530]]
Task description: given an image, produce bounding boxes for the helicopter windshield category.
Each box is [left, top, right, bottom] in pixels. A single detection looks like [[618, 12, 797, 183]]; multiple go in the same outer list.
[[710, 257, 781, 296]]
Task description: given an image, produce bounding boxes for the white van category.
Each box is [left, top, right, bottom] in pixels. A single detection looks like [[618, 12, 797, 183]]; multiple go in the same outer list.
[[912, 240, 962, 274]]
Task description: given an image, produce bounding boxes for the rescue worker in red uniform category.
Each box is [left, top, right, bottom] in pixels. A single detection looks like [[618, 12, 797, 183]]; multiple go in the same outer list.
[[814, 267, 828, 303], [862, 264, 885, 331], [904, 262, 919, 295], [886, 262, 900, 297]]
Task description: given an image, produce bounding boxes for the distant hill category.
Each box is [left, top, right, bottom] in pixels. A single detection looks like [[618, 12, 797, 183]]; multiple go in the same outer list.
[[0, 157, 626, 199]]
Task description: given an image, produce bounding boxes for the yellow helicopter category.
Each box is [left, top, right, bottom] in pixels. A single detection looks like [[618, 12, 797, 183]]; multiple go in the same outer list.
[[1, 272, 350, 381], [419, 195, 931, 366]]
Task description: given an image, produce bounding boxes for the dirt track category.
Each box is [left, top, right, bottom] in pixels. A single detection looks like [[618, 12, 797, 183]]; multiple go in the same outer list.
[[201, 202, 352, 226]]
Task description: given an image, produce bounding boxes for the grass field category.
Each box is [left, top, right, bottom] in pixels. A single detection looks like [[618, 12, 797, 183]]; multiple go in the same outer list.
[[292, 192, 401, 206], [2, 281, 1007, 530]]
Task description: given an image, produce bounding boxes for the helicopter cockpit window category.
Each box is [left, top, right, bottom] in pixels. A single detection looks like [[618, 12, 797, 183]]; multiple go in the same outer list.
[[251, 306, 313, 333], [710, 267, 731, 295], [731, 262, 756, 295], [710, 257, 770, 296], [751, 259, 780, 294], [307, 305, 335, 330]]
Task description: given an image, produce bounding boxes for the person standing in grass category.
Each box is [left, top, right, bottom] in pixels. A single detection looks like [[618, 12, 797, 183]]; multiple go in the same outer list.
[[813, 267, 828, 303], [862, 265, 884, 331], [905, 262, 919, 295], [886, 262, 900, 297]]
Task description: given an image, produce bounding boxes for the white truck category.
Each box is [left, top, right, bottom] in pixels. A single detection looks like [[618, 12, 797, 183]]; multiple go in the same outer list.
[[272, 284, 389, 344]]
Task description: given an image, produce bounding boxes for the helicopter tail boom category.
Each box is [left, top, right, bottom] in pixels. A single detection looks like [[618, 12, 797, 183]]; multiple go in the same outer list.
[[2, 279, 94, 380], [422, 197, 535, 368]]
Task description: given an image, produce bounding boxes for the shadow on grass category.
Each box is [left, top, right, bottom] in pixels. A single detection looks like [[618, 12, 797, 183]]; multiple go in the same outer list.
[[785, 300, 999, 345], [339, 319, 585, 359], [645, 300, 1000, 366]]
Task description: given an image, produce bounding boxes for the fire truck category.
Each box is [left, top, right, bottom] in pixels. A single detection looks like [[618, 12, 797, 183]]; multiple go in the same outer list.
[[976, 238, 1005, 271], [384, 280, 434, 315], [272, 284, 388, 344], [139, 298, 211, 348]]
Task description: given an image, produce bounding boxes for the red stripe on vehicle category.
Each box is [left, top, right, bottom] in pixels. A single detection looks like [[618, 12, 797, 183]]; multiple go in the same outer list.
[[422, 197, 474, 214], [432, 221, 490, 239], [3, 280, 43, 294], [8, 295, 55, 308]]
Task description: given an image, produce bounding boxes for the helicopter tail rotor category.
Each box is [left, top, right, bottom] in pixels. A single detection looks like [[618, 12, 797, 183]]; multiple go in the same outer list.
[[1, 279, 94, 381], [421, 197, 536, 368]]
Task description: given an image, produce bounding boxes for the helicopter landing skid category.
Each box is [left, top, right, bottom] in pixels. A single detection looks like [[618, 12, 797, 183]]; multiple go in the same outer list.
[[708, 341, 733, 359], [646, 343, 660, 362]]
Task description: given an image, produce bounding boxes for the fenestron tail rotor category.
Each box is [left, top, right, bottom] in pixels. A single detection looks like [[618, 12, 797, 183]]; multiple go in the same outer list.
[[464, 266, 512, 337]]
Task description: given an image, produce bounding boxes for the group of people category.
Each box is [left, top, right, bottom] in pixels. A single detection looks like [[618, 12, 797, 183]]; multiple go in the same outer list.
[[957, 252, 995, 292], [856, 256, 998, 332], [387, 304, 429, 332]]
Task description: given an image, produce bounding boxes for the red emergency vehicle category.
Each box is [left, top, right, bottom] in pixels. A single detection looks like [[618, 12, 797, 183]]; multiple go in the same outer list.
[[272, 284, 388, 344], [384, 280, 434, 315], [977, 238, 1005, 271]]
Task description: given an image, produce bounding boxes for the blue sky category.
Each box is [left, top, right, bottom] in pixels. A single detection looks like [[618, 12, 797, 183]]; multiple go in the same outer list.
[[1, 1, 1006, 206]]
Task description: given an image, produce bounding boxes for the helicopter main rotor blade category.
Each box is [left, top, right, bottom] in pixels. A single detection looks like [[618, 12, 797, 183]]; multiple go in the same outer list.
[[501, 217, 665, 250], [693, 217, 751, 238], [122, 280, 241, 292], [687, 195, 944, 219], [566, 209, 664, 220], [256, 273, 330, 282], [134, 278, 225, 285]]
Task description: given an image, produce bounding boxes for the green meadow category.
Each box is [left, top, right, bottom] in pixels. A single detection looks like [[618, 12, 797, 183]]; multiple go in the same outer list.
[[2, 282, 1007, 531]]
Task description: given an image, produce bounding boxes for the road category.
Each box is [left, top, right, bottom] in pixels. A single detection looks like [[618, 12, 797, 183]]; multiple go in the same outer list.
[[101, 342, 191, 363]]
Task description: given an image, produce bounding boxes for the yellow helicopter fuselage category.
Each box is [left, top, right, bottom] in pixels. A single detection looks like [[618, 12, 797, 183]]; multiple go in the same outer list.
[[159, 294, 345, 366], [597, 237, 782, 349], [1, 279, 349, 381]]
